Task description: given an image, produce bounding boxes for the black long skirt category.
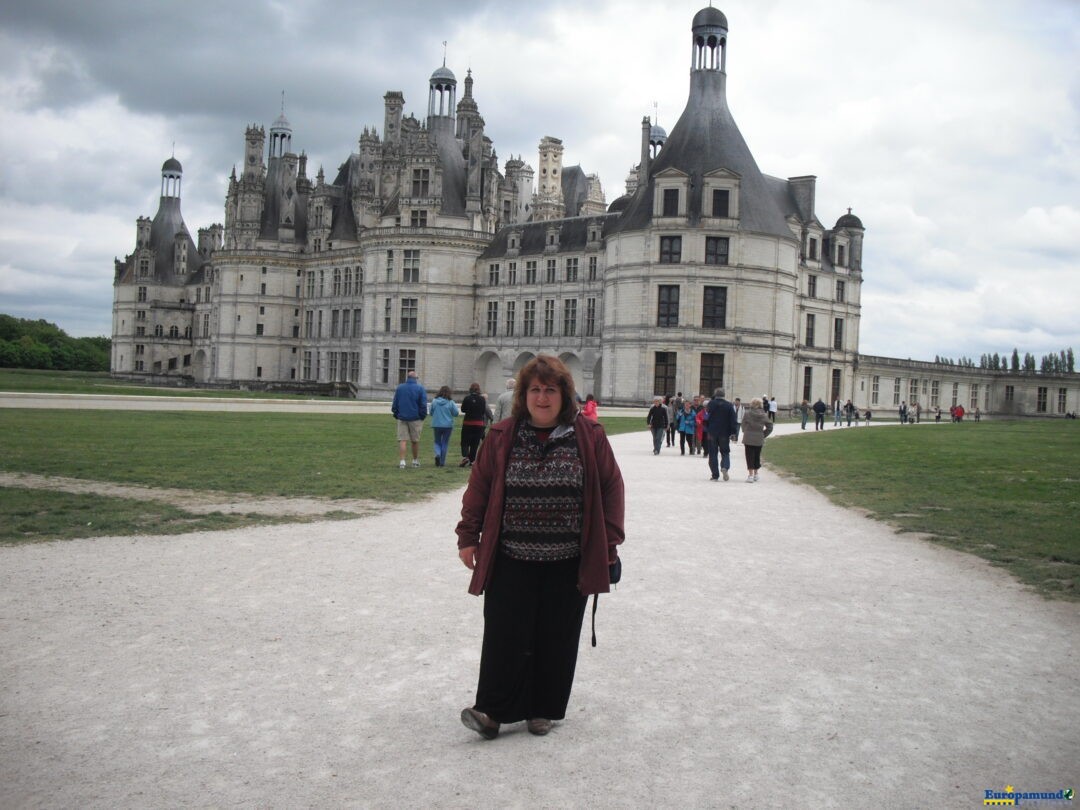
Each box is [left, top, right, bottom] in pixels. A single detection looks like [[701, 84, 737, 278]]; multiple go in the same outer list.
[[474, 553, 588, 724]]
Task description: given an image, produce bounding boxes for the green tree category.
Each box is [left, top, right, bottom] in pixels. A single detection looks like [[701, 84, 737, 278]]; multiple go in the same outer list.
[[1011, 348, 1020, 372]]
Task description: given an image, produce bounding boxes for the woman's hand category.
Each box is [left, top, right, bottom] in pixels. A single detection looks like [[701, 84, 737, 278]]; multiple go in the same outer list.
[[459, 546, 477, 570]]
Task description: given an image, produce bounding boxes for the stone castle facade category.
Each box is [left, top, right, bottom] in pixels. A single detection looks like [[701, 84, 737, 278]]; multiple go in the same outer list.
[[111, 8, 1077, 416]]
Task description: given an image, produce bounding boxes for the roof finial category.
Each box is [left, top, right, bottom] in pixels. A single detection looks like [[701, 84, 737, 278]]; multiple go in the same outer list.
[[847, 206, 852, 215], [442, 41, 448, 67], [653, 101, 659, 126], [281, 90, 286, 114], [171, 141, 175, 157]]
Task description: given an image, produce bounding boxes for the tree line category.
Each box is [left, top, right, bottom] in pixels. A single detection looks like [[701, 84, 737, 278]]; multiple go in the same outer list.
[[0, 315, 110, 372], [934, 348, 1077, 374]]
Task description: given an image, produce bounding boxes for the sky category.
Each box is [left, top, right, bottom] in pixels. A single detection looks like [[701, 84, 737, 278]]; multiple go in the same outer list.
[[0, 0, 1077, 363]]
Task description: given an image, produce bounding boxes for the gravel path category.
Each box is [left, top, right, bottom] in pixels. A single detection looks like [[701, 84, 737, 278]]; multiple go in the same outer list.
[[1, 422, 1077, 809]]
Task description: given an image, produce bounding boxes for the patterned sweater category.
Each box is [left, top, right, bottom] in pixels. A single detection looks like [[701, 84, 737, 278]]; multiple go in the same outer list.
[[499, 422, 584, 561]]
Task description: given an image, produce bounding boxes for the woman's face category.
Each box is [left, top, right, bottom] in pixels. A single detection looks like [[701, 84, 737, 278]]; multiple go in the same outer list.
[[526, 379, 562, 428]]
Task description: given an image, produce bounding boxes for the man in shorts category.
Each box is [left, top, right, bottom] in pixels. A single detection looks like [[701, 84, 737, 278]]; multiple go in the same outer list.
[[391, 370, 428, 468]]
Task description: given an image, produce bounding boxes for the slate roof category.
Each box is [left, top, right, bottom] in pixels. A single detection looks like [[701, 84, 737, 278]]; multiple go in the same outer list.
[[480, 213, 620, 260], [148, 196, 205, 280]]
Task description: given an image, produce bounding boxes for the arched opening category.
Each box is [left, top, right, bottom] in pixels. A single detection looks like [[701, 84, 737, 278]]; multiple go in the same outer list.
[[473, 351, 503, 398]]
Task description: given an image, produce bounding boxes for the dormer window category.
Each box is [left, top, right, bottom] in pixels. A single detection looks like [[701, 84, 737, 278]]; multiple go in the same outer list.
[[837, 244, 846, 267], [662, 189, 679, 217], [713, 189, 730, 218], [808, 237, 818, 261], [703, 169, 740, 219], [653, 168, 690, 218]]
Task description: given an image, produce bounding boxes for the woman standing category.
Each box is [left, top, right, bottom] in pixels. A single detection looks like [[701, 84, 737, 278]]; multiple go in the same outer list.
[[456, 355, 625, 739], [676, 400, 696, 455], [459, 383, 490, 467], [741, 397, 773, 482], [430, 386, 459, 467]]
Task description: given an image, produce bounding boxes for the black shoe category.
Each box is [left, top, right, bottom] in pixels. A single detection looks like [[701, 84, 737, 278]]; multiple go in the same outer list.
[[461, 707, 499, 740]]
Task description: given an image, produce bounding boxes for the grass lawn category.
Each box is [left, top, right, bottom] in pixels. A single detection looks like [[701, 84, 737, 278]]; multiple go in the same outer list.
[[766, 420, 1080, 600], [0, 368, 331, 399]]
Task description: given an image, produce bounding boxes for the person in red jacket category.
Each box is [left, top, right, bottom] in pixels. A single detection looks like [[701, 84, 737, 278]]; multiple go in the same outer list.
[[456, 355, 625, 740]]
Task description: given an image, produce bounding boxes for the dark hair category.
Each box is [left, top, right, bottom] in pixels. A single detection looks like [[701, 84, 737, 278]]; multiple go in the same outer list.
[[468, 382, 481, 394], [437, 385, 452, 399], [511, 355, 578, 425], [585, 393, 595, 403]]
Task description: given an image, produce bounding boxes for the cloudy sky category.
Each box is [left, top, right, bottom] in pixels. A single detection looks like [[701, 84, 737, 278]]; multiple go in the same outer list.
[[0, 0, 1077, 362]]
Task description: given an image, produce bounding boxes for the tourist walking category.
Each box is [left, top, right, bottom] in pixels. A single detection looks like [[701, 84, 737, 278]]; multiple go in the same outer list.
[[459, 383, 491, 467], [741, 397, 774, 482], [768, 397, 778, 423], [833, 397, 843, 426], [664, 396, 677, 447], [813, 397, 827, 431], [705, 388, 739, 481], [676, 400, 696, 455], [391, 370, 428, 469], [493, 378, 515, 423], [430, 386, 459, 467], [799, 399, 809, 430], [456, 354, 625, 740], [733, 398, 744, 442], [647, 397, 668, 455]]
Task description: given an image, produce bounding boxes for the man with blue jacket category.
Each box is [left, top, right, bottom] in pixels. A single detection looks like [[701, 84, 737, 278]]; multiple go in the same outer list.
[[705, 387, 739, 481], [392, 370, 428, 468]]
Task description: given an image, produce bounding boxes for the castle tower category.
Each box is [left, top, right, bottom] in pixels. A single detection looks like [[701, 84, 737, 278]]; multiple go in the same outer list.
[[161, 156, 182, 199], [243, 125, 265, 178], [427, 64, 457, 122], [269, 107, 292, 159], [384, 91, 404, 144], [532, 136, 565, 221]]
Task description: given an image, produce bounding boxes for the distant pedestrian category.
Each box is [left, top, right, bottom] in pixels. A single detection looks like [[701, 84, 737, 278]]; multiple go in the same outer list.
[[833, 398, 843, 426], [391, 370, 428, 469], [647, 397, 668, 455], [741, 398, 773, 482], [844, 399, 856, 427], [813, 398, 827, 431], [493, 378, 515, 423], [864, 407, 872, 426], [799, 399, 809, 430], [768, 397, 778, 423], [733, 398, 744, 442], [900, 401, 908, 424], [975, 406, 981, 422], [430, 386, 460, 467], [664, 396, 677, 447], [705, 388, 739, 481], [459, 383, 491, 467], [676, 400, 696, 455], [581, 394, 599, 421]]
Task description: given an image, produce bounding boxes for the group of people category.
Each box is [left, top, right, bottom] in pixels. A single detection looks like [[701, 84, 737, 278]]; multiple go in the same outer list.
[[392, 373, 602, 470], [646, 390, 774, 483]]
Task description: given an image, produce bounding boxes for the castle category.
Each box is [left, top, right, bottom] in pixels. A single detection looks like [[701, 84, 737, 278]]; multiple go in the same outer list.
[[111, 8, 1076, 416]]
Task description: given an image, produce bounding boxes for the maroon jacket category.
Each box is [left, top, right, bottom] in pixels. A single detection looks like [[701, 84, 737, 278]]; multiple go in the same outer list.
[[456, 414, 625, 596]]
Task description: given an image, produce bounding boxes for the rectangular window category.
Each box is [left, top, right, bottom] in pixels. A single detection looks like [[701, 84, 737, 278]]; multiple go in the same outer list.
[[1058, 388, 1067, 414], [1036, 386, 1048, 413], [836, 279, 846, 303], [803, 366, 813, 403], [657, 285, 680, 327], [333, 270, 343, 296], [699, 353, 725, 396], [654, 352, 677, 396], [909, 378, 919, 405], [1004, 385, 1014, 403], [411, 168, 430, 197], [970, 384, 979, 410], [831, 369, 842, 404], [704, 236, 729, 265], [659, 235, 681, 264], [808, 275, 817, 298], [400, 298, 418, 333], [712, 188, 730, 218], [255, 322, 264, 337], [349, 352, 360, 383], [546, 259, 556, 284], [380, 349, 390, 384], [135, 326, 145, 337], [523, 300, 536, 336], [398, 350, 416, 384], [304, 310, 313, 338], [305, 271, 315, 297], [203, 314, 209, 336], [353, 309, 362, 337], [486, 301, 499, 337], [303, 351, 313, 380], [893, 377, 902, 406], [318, 271, 325, 296], [565, 257, 579, 282], [585, 298, 597, 337], [563, 299, 578, 336], [805, 313, 816, 347], [488, 263, 500, 286], [409, 210, 428, 228], [328, 352, 338, 381], [526, 261, 537, 284], [137, 286, 147, 302], [386, 250, 394, 282], [931, 380, 940, 406], [702, 286, 727, 329], [403, 250, 420, 283], [331, 310, 339, 338], [507, 262, 517, 285], [543, 299, 555, 336], [384, 298, 392, 332], [662, 188, 679, 217], [833, 318, 844, 351], [317, 310, 323, 338], [808, 237, 818, 261], [505, 301, 516, 336], [952, 382, 960, 407], [837, 245, 846, 266], [872, 375, 880, 405]]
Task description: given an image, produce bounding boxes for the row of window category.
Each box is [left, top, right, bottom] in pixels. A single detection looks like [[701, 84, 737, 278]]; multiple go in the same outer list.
[[135, 325, 191, 339], [806, 275, 846, 302], [800, 367, 845, 403], [804, 314, 846, 351], [656, 285, 728, 329], [305, 266, 366, 298], [487, 256, 600, 286], [804, 235, 848, 267], [659, 187, 732, 219], [483, 299, 599, 338], [303, 308, 363, 339], [658, 236, 730, 265], [652, 351, 727, 399]]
